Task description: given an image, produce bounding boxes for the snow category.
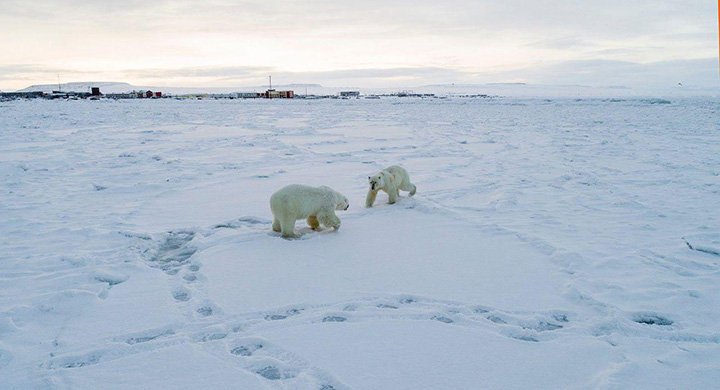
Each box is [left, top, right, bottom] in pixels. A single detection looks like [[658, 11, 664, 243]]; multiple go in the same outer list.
[[1, 97, 719, 389]]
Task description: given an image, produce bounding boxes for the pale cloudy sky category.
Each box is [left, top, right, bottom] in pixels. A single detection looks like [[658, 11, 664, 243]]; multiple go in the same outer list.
[[0, 0, 717, 90]]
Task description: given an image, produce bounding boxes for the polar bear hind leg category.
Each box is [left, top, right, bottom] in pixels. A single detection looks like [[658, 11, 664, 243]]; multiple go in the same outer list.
[[387, 188, 397, 204], [307, 216, 320, 229], [400, 180, 416, 196]]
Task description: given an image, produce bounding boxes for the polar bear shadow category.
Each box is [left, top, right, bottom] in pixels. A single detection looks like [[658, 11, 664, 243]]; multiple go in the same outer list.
[[362, 194, 418, 213], [267, 226, 336, 240]]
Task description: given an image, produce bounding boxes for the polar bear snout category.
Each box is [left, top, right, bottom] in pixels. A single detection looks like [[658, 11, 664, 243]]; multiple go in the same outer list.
[[337, 196, 350, 211]]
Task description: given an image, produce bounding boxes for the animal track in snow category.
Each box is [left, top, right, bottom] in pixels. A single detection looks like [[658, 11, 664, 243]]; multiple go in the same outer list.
[[172, 288, 191, 301], [231, 343, 263, 357], [124, 328, 176, 345], [512, 335, 539, 343], [213, 216, 271, 229], [134, 226, 229, 324], [265, 307, 305, 321], [45, 293, 719, 390], [322, 316, 347, 323], [45, 352, 102, 369], [633, 313, 674, 326], [432, 315, 454, 324], [92, 270, 128, 286], [143, 230, 197, 275], [256, 365, 285, 380], [376, 304, 398, 309]]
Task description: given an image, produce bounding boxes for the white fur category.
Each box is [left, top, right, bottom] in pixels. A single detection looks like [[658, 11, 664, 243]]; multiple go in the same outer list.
[[366, 165, 417, 207], [270, 184, 349, 238]]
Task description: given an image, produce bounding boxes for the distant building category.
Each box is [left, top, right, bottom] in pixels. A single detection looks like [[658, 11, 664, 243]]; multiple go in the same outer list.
[[106, 93, 136, 99], [0, 91, 44, 99], [339, 91, 360, 97], [236, 92, 263, 98], [264, 89, 294, 99], [49, 91, 91, 99]]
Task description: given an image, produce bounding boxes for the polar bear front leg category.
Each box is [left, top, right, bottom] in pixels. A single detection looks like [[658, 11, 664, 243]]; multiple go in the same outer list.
[[272, 216, 281, 232], [279, 217, 297, 238], [366, 189, 378, 208], [307, 216, 320, 230], [318, 211, 341, 231]]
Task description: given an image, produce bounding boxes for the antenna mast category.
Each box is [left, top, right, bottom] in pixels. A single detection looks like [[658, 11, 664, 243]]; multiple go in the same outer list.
[[57, 74, 61, 92], [269, 75, 272, 90]]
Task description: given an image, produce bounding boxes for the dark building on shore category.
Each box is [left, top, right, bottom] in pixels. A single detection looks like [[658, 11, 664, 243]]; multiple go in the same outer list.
[[265, 89, 294, 99], [0, 91, 45, 99]]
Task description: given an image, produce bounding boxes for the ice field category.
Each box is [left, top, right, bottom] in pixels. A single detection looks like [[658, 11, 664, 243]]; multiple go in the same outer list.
[[1, 97, 719, 389]]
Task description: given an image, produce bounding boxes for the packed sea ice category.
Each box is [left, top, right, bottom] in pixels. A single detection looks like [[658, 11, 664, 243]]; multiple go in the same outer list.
[[1, 97, 718, 389]]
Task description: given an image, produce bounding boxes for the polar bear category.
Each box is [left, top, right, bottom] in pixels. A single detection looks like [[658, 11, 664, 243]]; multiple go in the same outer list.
[[270, 184, 349, 238], [366, 165, 417, 207]]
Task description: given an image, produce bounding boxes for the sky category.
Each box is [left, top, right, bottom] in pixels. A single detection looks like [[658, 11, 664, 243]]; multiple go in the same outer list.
[[0, 0, 717, 91]]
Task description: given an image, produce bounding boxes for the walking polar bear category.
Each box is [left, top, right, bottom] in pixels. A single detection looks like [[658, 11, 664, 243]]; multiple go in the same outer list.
[[270, 184, 349, 238], [366, 165, 417, 207]]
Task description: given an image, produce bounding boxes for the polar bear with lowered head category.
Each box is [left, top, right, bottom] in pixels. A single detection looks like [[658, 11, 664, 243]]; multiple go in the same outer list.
[[366, 165, 416, 207], [271, 184, 349, 238]]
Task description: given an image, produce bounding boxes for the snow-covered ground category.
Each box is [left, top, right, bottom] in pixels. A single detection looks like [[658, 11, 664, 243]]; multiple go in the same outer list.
[[1, 97, 719, 389]]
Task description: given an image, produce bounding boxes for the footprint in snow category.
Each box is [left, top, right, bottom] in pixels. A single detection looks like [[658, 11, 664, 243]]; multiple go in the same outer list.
[[172, 288, 190, 301], [376, 304, 398, 309], [322, 316, 347, 323], [256, 366, 284, 380], [633, 314, 674, 326], [231, 343, 263, 357], [432, 315, 454, 324], [125, 329, 175, 345], [265, 308, 304, 321]]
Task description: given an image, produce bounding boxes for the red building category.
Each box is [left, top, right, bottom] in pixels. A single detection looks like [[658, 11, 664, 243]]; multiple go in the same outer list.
[[264, 89, 294, 99]]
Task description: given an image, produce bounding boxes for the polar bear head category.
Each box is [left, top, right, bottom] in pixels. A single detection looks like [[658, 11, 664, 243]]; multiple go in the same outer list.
[[335, 193, 350, 211], [368, 172, 389, 191], [320, 186, 349, 210]]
